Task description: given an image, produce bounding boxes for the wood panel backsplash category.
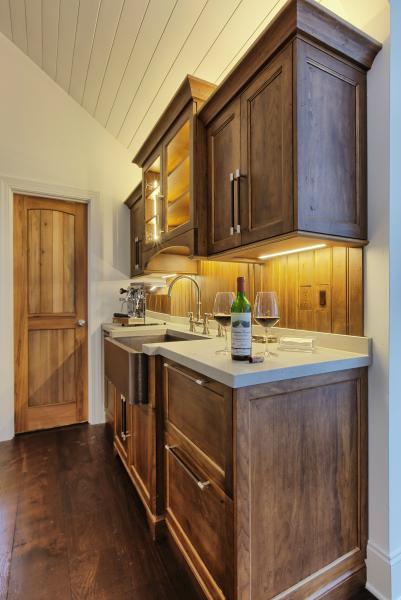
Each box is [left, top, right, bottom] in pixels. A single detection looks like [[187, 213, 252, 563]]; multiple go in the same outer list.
[[147, 247, 363, 335]]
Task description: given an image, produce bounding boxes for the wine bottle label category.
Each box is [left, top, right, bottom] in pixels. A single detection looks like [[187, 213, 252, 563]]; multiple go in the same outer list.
[[231, 312, 252, 356]]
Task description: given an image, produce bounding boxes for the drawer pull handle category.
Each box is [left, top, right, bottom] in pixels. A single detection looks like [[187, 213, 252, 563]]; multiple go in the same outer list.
[[163, 363, 210, 386], [165, 444, 210, 492]]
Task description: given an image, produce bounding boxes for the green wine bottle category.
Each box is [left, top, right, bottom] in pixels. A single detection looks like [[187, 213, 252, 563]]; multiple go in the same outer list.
[[231, 276, 252, 361]]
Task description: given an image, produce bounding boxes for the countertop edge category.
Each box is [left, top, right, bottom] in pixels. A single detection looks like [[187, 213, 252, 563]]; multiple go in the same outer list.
[[142, 343, 371, 389]]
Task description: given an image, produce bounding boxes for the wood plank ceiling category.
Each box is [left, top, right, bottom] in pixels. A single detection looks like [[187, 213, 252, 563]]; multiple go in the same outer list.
[[0, 0, 387, 157]]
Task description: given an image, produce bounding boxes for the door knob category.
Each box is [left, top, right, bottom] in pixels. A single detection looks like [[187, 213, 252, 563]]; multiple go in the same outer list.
[[77, 319, 86, 327]]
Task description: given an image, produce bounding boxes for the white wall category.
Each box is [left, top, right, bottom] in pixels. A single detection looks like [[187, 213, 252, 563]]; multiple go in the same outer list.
[[387, 1, 401, 596], [360, 1, 401, 597], [0, 33, 140, 441], [365, 28, 392, 600]]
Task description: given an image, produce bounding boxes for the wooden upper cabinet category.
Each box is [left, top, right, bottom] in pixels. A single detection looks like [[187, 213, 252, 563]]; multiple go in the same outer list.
[[125, 183, 144, 277], [207, 98, 241, 254], [240, 45, 293, 245], [295, 39, 367, 238], [132, 76, 216, 266], [199, 0, 381, 258]]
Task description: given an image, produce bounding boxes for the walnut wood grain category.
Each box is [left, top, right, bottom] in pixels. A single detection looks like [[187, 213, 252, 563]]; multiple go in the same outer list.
[[162, 361, 368, 600], [133, 75, 216, 167], [199, 0, 381, 126]]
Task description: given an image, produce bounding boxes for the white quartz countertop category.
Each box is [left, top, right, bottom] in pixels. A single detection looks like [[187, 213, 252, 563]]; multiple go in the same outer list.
[[103, 320, 371, 389]]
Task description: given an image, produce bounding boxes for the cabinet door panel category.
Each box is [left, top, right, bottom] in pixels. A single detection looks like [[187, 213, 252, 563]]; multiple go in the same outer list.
[[115, 392, 129, 463], [105, 377, 115, 440], [165, 436, 233, 598], [131, 198, 144, 277], [296, 40, 366, 238], [129, 404, 155, 505], [207, 98, 241, 254], [240, 45, 293, 244]]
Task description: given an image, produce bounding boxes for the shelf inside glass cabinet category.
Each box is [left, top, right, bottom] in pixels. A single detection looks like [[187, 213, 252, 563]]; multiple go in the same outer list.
[[166, 121, 190, 232], [144, 155, 161, 242]]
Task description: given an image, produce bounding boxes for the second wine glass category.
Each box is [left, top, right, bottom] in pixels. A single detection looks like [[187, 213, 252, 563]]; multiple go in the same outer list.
[[254, 291, 280, 357], [213, 292, 235, 355]]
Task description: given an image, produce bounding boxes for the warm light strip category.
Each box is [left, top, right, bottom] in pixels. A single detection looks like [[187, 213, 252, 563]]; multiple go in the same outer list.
[[258, 243, 327, 260], [161, 273, 177, 279]]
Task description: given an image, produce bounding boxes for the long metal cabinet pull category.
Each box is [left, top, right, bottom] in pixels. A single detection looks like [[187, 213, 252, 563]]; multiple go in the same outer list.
[[235, 168, 241, 233], [163, 362, 209, 386], [229, 172, 235, 235], [165, 445, 210, 491], [120, 394, 130, 441], [134, 237, 140, 269]]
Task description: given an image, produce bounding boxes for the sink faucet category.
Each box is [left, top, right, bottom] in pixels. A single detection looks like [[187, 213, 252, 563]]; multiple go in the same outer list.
[[168, 275, 202, 330]]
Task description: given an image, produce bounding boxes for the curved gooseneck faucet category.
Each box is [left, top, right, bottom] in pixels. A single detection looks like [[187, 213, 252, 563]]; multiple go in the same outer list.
[[167, 275, 201, 324]]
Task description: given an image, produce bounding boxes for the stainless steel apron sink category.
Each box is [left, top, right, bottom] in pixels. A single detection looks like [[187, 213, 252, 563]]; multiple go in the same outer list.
[[104, 332, 199, 404]]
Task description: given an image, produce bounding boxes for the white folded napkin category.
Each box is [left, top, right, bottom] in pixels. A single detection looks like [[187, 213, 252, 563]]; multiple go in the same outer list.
[[278, 337, 315, 352]]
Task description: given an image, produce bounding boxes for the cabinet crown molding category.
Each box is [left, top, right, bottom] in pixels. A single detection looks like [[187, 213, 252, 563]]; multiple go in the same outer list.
[[199, 0, 382, 125], [132, 75, 216, 167]]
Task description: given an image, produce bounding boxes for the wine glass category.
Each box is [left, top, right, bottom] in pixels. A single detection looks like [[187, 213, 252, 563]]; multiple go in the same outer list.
[[254, 291, 280, 357], [213, 292, 235, 355]]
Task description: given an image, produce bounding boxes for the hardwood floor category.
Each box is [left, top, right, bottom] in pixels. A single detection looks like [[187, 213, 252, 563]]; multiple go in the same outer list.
[[0, 424, 203, 600], [0, 423, 377, 600]]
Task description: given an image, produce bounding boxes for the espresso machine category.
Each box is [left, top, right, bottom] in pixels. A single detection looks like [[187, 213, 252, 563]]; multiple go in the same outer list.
[[113, 283, 148, 326]]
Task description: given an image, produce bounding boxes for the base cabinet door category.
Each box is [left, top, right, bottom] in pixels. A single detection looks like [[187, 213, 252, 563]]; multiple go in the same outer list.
[[114, 392, 130, 463], [129, 404, 157, 512], [165, 439, 233, 599], [240, 44, 293, 244], [104, 377, 115, 440]]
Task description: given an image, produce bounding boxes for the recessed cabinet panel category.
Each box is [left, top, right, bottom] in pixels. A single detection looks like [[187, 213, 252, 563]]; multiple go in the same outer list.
[[207, 98, 241, 254], [296, 40, 366, 239], [131, 196, 144, 277], [165, 440, 233, 597], [240, 45, 293, 244]]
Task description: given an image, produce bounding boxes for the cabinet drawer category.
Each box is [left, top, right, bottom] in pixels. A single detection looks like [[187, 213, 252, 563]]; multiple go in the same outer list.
[[165, 440, 233, 598], [163, 361, 232, 492]]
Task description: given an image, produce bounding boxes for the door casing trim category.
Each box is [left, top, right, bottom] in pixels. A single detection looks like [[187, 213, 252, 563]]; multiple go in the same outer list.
[[0, 175, 99, 440]]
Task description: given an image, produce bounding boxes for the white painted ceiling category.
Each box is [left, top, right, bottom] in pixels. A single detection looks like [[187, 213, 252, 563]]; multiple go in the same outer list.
[[0, 0, 388, 158]]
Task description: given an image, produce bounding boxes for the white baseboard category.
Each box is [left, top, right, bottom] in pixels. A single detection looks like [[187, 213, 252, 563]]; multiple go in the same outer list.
[[367, 540, 401, 599]]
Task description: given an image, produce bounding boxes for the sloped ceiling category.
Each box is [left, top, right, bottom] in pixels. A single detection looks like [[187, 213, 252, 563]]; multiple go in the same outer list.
[[0, 0, 388, 158]]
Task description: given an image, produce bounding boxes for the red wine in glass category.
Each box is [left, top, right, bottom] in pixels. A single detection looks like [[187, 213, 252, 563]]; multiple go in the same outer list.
[[214, 314, 231, 328]]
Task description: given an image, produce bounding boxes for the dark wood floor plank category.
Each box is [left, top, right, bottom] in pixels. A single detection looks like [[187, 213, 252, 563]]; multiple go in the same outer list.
[[0, 423, 377, 600]]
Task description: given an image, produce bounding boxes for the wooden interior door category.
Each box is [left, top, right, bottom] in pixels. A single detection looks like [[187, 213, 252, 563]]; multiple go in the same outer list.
[[14, 194, 88, 433]]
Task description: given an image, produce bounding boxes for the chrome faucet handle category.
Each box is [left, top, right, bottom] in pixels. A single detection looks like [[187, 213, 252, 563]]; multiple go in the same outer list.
[[202, 313, 212, 336], [187, 312, 195, 332]]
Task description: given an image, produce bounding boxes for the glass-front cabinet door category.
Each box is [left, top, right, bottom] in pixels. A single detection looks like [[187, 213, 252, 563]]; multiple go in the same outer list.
[[144, 153, 163, 245], [165, 119, 190, 236]]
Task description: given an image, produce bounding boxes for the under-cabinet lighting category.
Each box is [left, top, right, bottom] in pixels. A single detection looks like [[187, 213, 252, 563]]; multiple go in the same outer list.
[[149, 285, 158, 292], [161, 273, 177, 279], [258, 243, 327, 260]]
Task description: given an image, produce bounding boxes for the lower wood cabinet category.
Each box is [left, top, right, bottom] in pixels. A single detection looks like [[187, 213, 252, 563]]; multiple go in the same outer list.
[[114, 389, 130, 463], [162, 359, 368, 600], [165, 436, 234, 599], [105, 356, 164, 540], [104, 377, 115, 441]]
